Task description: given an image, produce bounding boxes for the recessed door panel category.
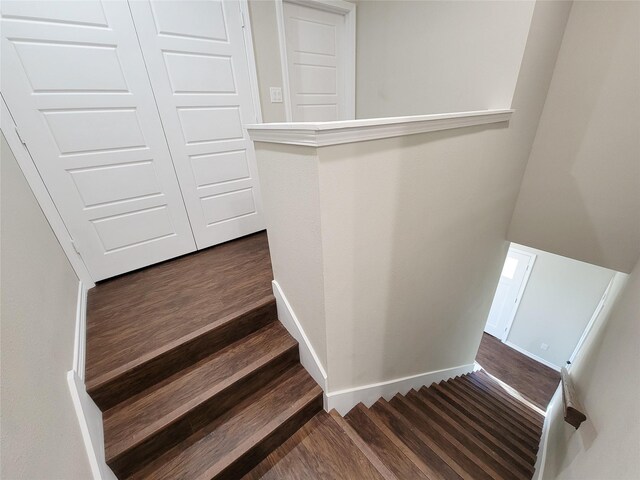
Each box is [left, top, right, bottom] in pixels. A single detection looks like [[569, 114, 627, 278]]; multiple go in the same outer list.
[[1, 0, 197, 280], [129, 0, 265, 249], [283, 2, 348, 121]]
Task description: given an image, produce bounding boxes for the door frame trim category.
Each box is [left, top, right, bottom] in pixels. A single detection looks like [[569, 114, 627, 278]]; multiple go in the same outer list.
[[1, 96, 96, 287], [275, 0, 356, 121], [499, 246, 537, 342], [239, 0, 264, 124]]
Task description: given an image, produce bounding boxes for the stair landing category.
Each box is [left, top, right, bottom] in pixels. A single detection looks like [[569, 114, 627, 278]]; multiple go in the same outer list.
[[85, 232, 273, 400]]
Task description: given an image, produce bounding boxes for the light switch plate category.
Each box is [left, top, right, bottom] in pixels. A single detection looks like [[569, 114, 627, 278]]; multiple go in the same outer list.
[[270, 87, 283, 103], [540, 343, 549, 351]]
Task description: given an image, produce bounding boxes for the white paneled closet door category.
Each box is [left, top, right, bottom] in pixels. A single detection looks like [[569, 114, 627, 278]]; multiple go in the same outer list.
[[129, 0, 266, 249], [1, 0, 197, 281]]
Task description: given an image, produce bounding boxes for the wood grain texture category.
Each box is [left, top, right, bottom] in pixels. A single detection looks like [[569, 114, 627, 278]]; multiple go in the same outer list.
[[85, 232, 548, 479], [442, 380, 539, 449], [328, 410, 398, 480], [428, 383, 536, 463], [388, 395, 494, 480], [86, 232, 273, 391], [369, 399, 462, 480], [561, 367, 587, 429], [476, 333, 560, 410], [466, 372, 543, 428], [457, 376, 541, 437], [105, 322, 299, 478], [243, 411, 387, 480], [418, 386, 535, 475], [129, 365, 322, 480], [404, 390, 528, 480], [346, 404, 430, 480]]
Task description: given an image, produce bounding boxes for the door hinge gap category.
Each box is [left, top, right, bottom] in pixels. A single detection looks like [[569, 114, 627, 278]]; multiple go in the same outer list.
[[71, 239, 82, 257], [14, 127, 27, 147]]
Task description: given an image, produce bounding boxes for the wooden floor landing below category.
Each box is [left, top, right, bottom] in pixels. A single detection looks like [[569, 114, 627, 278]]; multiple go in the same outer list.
[[476, 332, 561, 410]]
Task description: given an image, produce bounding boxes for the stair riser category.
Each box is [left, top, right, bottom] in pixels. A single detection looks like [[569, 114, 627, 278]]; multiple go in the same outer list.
[[417, 389, 535, 475], [433, 384, 539, 458], [469, 373, 544, 428], [442, 381, 539, 449], [89, 301, 277, 410], [459, 377, 541, 435], [213, 393, 323, 480], [108, 344, 299, 478], [453, 380, 540, 442]]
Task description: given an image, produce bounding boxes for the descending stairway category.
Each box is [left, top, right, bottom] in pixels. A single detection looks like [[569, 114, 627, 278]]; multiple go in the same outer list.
[[85, 233, 324, 479], [246, 370, 544, 479], [86, 234, 543, 479]]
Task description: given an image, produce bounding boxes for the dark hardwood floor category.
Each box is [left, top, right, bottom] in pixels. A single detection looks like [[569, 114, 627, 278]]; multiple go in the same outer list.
[[245, 371, 543, 479], [475, 332, 561, 410], [85, 232, 273, 406], [85, 233, 545, 478]]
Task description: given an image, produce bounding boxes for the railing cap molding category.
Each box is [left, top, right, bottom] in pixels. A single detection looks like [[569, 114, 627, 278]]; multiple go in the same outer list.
[[246, 109, 514, 147]]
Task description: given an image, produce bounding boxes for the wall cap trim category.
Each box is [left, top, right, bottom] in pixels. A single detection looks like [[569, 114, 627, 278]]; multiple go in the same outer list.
[[246, 109, 513, 147]]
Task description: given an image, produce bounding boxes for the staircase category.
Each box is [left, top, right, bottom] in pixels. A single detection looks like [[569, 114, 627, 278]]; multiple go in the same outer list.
[[94, 303, 322, 479], [86, 233, 543, 479], [246, 371, 543, 479]]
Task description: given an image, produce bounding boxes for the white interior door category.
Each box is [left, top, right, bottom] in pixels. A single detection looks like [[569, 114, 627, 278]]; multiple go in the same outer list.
[[1, 0, 197, 281], [282, 1, 353, 121], [484, 249, 535, 339], [129, 0, 265, 250]]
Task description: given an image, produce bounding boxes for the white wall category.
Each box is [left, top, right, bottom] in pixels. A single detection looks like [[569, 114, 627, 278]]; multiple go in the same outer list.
[[509, 1, 640, 274], [248, 0, 535, 121], [255, 143, 328, 369], [540, 258, 639, 479], [0, 133, 93, 479], [505, 244, 615, 369], [248, 0, 287, 123], [254, 0, 573, 393], [355, 0, 535, 118]]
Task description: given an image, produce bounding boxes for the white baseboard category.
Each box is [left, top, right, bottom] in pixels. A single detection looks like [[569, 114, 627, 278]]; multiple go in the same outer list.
[[271, 280, 328, 390], [73, 282, 89, 382], [533, 385, 562, 480], [504, 340, 561, 372], [67, 370, 117, 480], [68, 281, 117, 480], [325, 363, 476, 416]]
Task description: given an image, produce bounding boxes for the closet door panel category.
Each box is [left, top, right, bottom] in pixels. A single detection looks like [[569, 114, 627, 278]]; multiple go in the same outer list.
[[1, 0, 196, 280], [129, 0, 265, 249]]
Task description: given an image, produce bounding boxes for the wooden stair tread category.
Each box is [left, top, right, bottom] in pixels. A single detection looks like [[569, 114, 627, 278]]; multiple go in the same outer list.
[[243, 411, 387, 480], [329, 410, 398, 480], [452, 377, 540, 440], [346, 404, 430, 480], [472, 371, 544, 426], [388, 395, 495, 480], [129, 365, 322, 480], [425, 384, 537, 464], [404, 390, 529, 480], [460, 374, 542, 432], [417, 386, 535, 474], [369, 399, 462, 480], [104, 321, 297, 461], [86, 232, 273, 386], [440, 380, 539, 449]]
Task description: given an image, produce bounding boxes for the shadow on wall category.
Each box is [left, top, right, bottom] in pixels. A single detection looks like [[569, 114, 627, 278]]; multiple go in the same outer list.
[[321, 121, 510, 388], [509, 1, 640, 273]]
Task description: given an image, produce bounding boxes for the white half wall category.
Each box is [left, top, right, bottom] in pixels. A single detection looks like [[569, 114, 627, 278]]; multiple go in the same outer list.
[[0, 133, 93, 479], [253, 1, 573, 397]]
